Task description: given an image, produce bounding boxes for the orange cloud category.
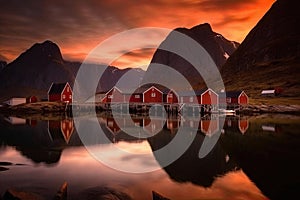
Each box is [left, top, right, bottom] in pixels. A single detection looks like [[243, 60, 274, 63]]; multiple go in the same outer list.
[[0, 0, 275, 68]]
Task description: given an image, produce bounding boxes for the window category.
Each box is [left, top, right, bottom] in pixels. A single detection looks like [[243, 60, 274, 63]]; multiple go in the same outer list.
[[151, 92, 156, 98], [63, 94, 66, 99], [69, 95, 72, 99], [226, 97, 231, 103], [168, 94, 173, 98], [67, 87, 69, 92], [189, 97, 193, 102], [135, 95, 140, 98], [108, 95, 113, 99]]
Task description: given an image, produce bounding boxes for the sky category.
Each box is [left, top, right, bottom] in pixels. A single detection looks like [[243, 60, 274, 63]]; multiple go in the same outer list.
[[0, 0, 275, 69]]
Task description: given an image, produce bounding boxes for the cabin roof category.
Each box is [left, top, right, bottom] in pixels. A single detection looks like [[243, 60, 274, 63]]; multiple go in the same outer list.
[[133, 84, 169, 94], [177, 88, 208, 96], [225, 91, 244, 98], [261, 90, 275, 94], [48, 83, 70, 95]]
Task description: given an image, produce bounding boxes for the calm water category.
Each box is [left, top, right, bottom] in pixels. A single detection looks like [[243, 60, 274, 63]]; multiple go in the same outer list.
[[0, 113, 299, 200]]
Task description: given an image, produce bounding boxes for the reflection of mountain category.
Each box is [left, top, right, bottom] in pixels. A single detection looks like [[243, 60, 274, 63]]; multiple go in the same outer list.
[[221, 118, 300, 200], [16, 147, 62, 165], [0, 117, 81, 164], [148, 126, 237, 187]]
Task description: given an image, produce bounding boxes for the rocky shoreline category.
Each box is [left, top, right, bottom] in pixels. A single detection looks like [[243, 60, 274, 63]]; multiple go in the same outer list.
[[238, 104, 300, 115], [1, 102, 300, 117]]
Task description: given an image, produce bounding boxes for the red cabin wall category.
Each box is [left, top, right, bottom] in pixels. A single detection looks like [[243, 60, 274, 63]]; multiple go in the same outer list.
[[167, 91, 178, 104], [26, 96, 38, 103], [180, 96, 198, 104], [226, 97, 238, 104], [49, 94, 61, 102], [143, 88, 163, 103], [126, 94, 142, 103], [201, 90, 218, 105], [61, 85, 72, 103], [106, 88, 124, 103], [239, 93, 248, 104]]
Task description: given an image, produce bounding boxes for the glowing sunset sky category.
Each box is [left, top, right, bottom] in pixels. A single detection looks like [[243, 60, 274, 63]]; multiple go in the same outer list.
[[0, 0, 275, 69]]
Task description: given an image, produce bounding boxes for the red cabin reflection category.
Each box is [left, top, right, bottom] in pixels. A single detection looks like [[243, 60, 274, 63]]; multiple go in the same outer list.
[[48, 119, 74, 144], [239, 118, 249, 134], [201, 117, 219, 136], [106, 117, 121, 134]]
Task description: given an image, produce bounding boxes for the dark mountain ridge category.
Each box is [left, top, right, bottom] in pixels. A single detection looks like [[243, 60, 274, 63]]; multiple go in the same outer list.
[[0, 41, 145, 101], [143, 23, 239, 90], [221, 0, 300, 98]]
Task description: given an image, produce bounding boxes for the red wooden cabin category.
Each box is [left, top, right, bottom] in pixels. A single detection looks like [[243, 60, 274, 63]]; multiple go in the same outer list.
[[103, 87, 124, 103], [221, 91, 248, 105], [142, 86, 163, 103], [200, 89, 218, 105], [48, 82, 72, 103], [178, 90, 199, 104], [26, 96, 38, 103], [166, 89, 179, 104], [123, 90, 143, 103], [178, 88, 218, 105]]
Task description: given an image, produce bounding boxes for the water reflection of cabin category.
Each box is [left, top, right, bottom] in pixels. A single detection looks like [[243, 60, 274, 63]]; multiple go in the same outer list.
[[106, 116, 121, 134], [224, 117, 249, 134], [5, 116, 26, 125], [143, 117, 165, 135], [167, 117, 180, 133], [100, 116, 146, 142], [48, 119, 74, 144], [201, 116, 220, 136]]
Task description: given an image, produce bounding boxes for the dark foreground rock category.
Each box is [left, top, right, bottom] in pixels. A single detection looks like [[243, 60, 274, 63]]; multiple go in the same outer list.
[[3, 188, 45, 200]]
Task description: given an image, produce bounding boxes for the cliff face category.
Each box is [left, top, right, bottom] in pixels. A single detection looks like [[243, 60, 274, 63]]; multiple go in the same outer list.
[[143, 23, 239, 90], [221, 0, 300, 98]]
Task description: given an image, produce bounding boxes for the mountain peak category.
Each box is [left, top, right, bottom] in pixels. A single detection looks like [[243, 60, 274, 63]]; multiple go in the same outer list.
[[191, 23, 213, 33], [11, 40, 64, 66]]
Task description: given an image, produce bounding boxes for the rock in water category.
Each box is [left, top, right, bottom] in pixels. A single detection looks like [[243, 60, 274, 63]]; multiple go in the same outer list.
[[53, 181, 67, 200], [3, 188, 45, 200]]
